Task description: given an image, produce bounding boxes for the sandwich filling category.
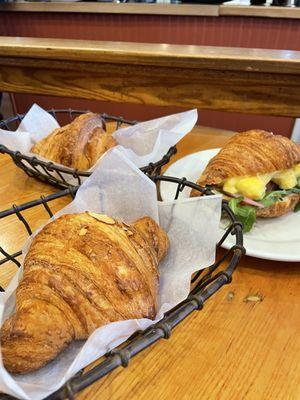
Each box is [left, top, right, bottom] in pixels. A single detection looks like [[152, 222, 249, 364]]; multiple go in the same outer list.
[[223, 163, 300, 200], [218, 163, 300, 232]]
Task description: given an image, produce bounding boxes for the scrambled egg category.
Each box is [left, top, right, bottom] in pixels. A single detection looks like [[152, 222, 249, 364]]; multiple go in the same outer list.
[[222, 163, 300, 200]]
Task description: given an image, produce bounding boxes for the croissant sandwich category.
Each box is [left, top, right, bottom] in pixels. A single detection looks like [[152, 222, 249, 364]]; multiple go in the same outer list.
[[1, 212, 169, 374], [191, 130, 300, 231], [31, 113, 117, 170]]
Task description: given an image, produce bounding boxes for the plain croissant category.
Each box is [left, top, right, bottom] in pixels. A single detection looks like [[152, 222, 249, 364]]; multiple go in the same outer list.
[[191, 130, 300, 217], [1, 213, 169, 374], [31, 113, 117, 170]]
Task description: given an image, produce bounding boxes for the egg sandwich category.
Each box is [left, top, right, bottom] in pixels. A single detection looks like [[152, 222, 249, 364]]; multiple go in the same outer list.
[[191, 130, 300, 232]]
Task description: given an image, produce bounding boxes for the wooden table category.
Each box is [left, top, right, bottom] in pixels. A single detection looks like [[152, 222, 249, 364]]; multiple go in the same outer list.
[[1, 125, 299, 400]]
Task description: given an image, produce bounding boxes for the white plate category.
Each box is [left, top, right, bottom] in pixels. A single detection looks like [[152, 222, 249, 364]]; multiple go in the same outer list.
[[161, 150, 300, 262]]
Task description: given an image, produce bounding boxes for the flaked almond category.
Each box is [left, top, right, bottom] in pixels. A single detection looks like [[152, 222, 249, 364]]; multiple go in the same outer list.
[[122, 222, 131, 228], [79, 228, 88, 236], [244, 294, 263, 303], [126, 230, 134, 236], [88, 212, 115, 225]]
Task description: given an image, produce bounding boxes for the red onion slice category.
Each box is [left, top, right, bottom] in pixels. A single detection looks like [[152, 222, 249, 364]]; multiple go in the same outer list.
[[222, 190, 265, 208]]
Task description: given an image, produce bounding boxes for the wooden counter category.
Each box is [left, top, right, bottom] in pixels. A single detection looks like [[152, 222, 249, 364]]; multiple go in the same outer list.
[[1, 37, 300, 117], [220, 2, 300, 18], [1, 1, 300, 19], [1, 0, 299, 135], [0, 2, 219, 16]]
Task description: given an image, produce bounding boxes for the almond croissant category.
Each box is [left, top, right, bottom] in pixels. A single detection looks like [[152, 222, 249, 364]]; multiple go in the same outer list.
[[31, 113, 117, 170], [1, 213, 169, 374]]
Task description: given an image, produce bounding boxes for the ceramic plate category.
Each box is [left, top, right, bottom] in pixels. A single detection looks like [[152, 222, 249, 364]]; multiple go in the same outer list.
[[161, 149, 300, 262]]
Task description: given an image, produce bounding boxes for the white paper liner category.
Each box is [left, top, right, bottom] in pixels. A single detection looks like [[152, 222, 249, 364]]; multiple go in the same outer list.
[[0, 148, 221, 400], [0, 104, 198, 182]]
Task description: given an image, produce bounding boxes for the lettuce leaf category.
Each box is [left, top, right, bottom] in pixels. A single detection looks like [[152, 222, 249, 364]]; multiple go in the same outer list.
[[228, 186, 300, 232], [228, 183, 300, 233], [228, 197, 257, 233], [260, 187, 300, 207], [260, 191, 285, 207]]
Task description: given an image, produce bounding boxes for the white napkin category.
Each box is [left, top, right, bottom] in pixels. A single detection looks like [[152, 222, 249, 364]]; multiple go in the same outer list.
[[0, 104, 198, 176], [0, 148, 221, 400]]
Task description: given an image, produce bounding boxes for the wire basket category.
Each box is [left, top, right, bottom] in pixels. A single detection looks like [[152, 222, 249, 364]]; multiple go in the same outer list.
[[0, 109, 177, 189], [0, 177, 245, 400]]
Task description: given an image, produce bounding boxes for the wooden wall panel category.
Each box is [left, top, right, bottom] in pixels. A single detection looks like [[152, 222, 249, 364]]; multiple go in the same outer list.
[[1, 13, 300, 50]]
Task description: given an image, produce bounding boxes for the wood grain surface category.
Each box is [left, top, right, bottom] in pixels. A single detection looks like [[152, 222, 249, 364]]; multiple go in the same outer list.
[[0, 2, 299, 20], [220, 3, 300, 19], [1, 37, 300, 72], [0, 2, 219, 16], [0, 125, 299, 399], [1, 37, 300, 116]]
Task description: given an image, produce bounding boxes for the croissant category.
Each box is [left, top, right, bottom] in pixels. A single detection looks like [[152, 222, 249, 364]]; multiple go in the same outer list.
[[191, 130, 300, 217], [1, 213, 169, 374], [31, 113, 117, 170]]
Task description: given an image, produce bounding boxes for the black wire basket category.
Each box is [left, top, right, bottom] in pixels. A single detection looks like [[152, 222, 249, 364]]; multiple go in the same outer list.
[[0, 177, 245, 400], [0, 109, 177, 189]]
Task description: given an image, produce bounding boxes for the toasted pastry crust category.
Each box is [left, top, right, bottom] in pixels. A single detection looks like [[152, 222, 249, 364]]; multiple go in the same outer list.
[[257, 194, 300, 218], [31, 113, 117, 170], [1, 213, 168, 374], [191, 130, 300, 197]]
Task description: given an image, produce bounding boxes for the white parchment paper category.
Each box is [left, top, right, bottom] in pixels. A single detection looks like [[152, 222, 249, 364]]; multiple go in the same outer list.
[[0, 104, 198, 175], [0, 148, 221, 400]]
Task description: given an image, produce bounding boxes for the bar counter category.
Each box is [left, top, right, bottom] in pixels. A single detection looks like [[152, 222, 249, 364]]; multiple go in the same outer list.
[[1, 1, 300, 19], [1, 0, 299, 135]]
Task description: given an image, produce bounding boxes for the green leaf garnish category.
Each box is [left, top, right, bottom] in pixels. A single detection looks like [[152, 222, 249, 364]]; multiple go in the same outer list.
[[228, 186, 300, 233], [260, 187, 300, 207], [228, 197, 257, 233]]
